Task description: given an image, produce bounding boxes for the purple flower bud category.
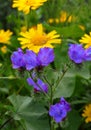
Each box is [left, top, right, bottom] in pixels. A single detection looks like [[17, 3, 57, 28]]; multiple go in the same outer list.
[[27, 77, 48, 93], [37, 47, 55, 66], [68, 44, 85, 63], [11, 48, 25, 69]]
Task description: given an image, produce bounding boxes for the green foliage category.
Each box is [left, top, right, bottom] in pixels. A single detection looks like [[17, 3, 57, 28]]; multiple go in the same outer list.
[[8, 94, 50, 130], [0, 0, 91, 130]]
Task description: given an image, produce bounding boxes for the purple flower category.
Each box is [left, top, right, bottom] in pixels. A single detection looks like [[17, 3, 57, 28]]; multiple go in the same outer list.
[[24, 50, 37, 70], [11, 48, 25, 69], [27, 77, 48, 93], [84, 47, 91, 61], [68, 44, 85, 63], [49, 97, 71, 123], [37, 47, 55, 66], [49, 103, 67, 123], [60, 97, 71, 112], [11, 47, 55, 70]]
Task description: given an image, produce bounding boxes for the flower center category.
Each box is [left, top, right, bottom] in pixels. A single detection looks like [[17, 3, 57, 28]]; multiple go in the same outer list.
[[25, 0, 32, 6], [31, 34, 48, 46]]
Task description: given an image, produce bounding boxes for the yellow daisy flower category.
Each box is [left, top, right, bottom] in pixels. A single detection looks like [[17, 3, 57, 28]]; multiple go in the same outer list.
[[18, 24, 61, 53], [0, 29, 13, 44], [12, 0, 47, 14], [79, 32, 91, 48], [82, 104, 91, 123]]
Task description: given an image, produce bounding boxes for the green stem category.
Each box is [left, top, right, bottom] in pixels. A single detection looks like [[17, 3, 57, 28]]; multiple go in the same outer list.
[[50, 84, 55, 130], [16, 85, 24, 94], [43, 75, 51, 88], [24, 14, 29, 30], [0, 77, 19, 79], [0, 117, 13, 129], [53, 63, 72, 92]]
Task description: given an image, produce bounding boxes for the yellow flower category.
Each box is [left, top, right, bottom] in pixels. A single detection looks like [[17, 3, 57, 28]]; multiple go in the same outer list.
[[55, 18, 59, 24], [79, 25, 85, 31], [79, 32, 91, 48], [20, 26, 27, 32], [60, 11, 67, 23], [82, 104, 91, 123], [1, 46, 7, 53], [67, 15, 76, 23], [18, 24, 61, 53], [12, 0, 47, 14], [67, 15, 73, 23], [0, 29, 13, 44], [48, 18, 54, 24]]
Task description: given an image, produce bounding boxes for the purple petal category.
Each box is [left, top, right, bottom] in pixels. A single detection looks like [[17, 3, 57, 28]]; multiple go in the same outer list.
[[11, 48, 25, 69], [49, 103, 67, 123], [24, 50, 37, 70], [60, 97, 71, 112], [84, 47, 91, 61], [37, 78, 48, 93], [68, 44, 85, 63], [37, 47, 55, 66], [27, 77, 40, 91], [27, 77, 48, 93]]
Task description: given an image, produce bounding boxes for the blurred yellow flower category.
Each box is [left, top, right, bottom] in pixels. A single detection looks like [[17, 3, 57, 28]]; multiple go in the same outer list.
[[67, 15, 76, 23], [12, 0, 47, 14], [0, 29, 13, 44], [60, 11, 67, 23], [1, 46, 7, 53], [79, 25, 85, 31], [82, 104, 91, 123], [55, 18, 59, 24], [48, 18, 54, 24], [21, 26, 27, 32], [79, 32, 91, 48], [67, 15, 72, 23], [18, 24, 61, 53]]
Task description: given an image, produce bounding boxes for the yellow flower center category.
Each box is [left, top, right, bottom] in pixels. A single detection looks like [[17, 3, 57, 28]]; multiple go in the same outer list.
[[25, 0, 32, 6], [31, 34, 48, 46]]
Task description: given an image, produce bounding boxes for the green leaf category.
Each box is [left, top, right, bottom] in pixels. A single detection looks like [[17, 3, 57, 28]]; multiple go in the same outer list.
[[54, 70, 75, 98], [62, 110, 82, 130], [8, 94, 50, 130]]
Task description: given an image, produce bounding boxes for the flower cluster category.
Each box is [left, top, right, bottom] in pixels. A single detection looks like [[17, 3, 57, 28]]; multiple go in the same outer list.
[[48, 11, 76, 24], [11, 47, 55, 70], [68, 43, 91, 64], [49, 97, 71, 123], [11, 47, 54, 93]]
